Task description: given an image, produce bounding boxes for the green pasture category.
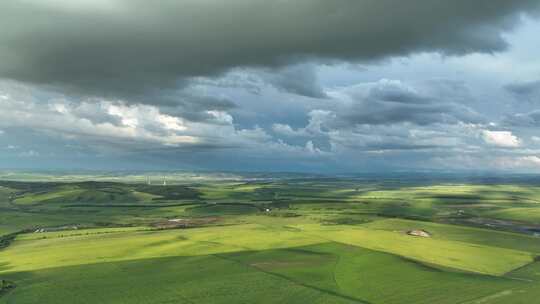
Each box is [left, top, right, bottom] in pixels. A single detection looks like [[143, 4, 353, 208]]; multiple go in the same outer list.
[[228, 243, 527, 304], [1, 240, 537, 304], [1, 177, 540, 303], [363, 218, 540, 253], [0, 251, 354, 304], [1, 223, 533, 276], [0, 224, 322, 273], [13, 187, 84, 205], [294, 224, 533, 276], [486, 207, 540, 224]]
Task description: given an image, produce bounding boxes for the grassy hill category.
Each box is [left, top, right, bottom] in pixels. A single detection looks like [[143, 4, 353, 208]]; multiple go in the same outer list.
[[1, 177, 540, 303]]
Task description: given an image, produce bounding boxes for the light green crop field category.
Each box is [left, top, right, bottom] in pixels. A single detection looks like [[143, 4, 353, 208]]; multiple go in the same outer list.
[[486, 208, 540, 224], [293, 224, 533, 276], [0, 224, 325, 273], [226, 243, 528, 304], [1, 176, 540, 303], [1, 248, 357, 304], [363, 218, 540, 253]]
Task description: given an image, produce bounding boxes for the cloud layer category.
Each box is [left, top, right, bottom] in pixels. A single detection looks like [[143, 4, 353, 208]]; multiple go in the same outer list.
[[1, 0, 538, 102], [1, 1, 540, 172]]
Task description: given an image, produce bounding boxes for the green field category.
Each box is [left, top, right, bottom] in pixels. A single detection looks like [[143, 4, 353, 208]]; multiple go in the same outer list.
[[486, 208, 540, 224], [1, 174, 540, 303]]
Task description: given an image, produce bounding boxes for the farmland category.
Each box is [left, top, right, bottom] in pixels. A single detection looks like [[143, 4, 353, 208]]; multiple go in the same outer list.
[[0, 172, 540, 303]]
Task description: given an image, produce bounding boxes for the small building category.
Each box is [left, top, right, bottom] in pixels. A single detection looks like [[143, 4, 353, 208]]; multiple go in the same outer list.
[[407, 229, 431, 238]]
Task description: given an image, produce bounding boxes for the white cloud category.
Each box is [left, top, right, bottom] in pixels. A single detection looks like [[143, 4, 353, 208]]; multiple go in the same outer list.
[[305, 141, 322, 154], [272, 110, 334, 139], [481, 130, 521, 148], [272, 124, 302, 137], [0, 86, 314, 155], [206, 111, 233, 125], [0, 95, 200, 147]]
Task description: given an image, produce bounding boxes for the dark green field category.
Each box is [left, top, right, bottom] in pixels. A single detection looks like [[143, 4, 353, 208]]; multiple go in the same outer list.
[[1, 173, 540, 303]]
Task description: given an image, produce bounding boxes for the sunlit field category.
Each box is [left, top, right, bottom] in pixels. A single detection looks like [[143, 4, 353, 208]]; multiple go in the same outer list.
[[0, 174, 539, 303]]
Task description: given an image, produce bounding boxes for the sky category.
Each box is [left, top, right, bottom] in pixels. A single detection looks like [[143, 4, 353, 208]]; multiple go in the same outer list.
[[1, 0, 540, 173]]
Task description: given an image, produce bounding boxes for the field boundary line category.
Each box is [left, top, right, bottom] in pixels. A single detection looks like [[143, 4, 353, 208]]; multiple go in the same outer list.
[[214, 253, 371, 304], [503, 257, 539, 282]]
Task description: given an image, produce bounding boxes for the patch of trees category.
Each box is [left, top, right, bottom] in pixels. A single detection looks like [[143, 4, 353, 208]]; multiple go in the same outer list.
[[0, 181, 62, 197], [0, 279, 15, 295], [0, 233, 17, 250], [136, 185, 201, 200]]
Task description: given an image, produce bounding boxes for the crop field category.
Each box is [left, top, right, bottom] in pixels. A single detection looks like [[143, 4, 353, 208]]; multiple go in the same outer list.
[[0, 174, 540, 303]]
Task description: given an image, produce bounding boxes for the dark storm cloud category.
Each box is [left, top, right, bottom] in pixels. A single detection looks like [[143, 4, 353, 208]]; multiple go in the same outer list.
[[0, 0, 538, 102], [336, 79, 484, 127], [263, 65, 327, 99]]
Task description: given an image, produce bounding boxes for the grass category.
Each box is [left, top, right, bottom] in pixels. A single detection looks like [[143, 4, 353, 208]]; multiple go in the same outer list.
[[486, 208, 540, 224], [0, 222, 532, 276], [294, 224, 533, 276], [0, 254, 355, 304], [471, 261, 540, 304], [0, 229, 15, 238], [227, 243, 527, 304], [13, 187, 84, 205], [362, 218, 540, 253], [1, 177, 540, 303], [0, 224, 324, 273], [1, 242, 536, 304], [16, 226, 153, 241]]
